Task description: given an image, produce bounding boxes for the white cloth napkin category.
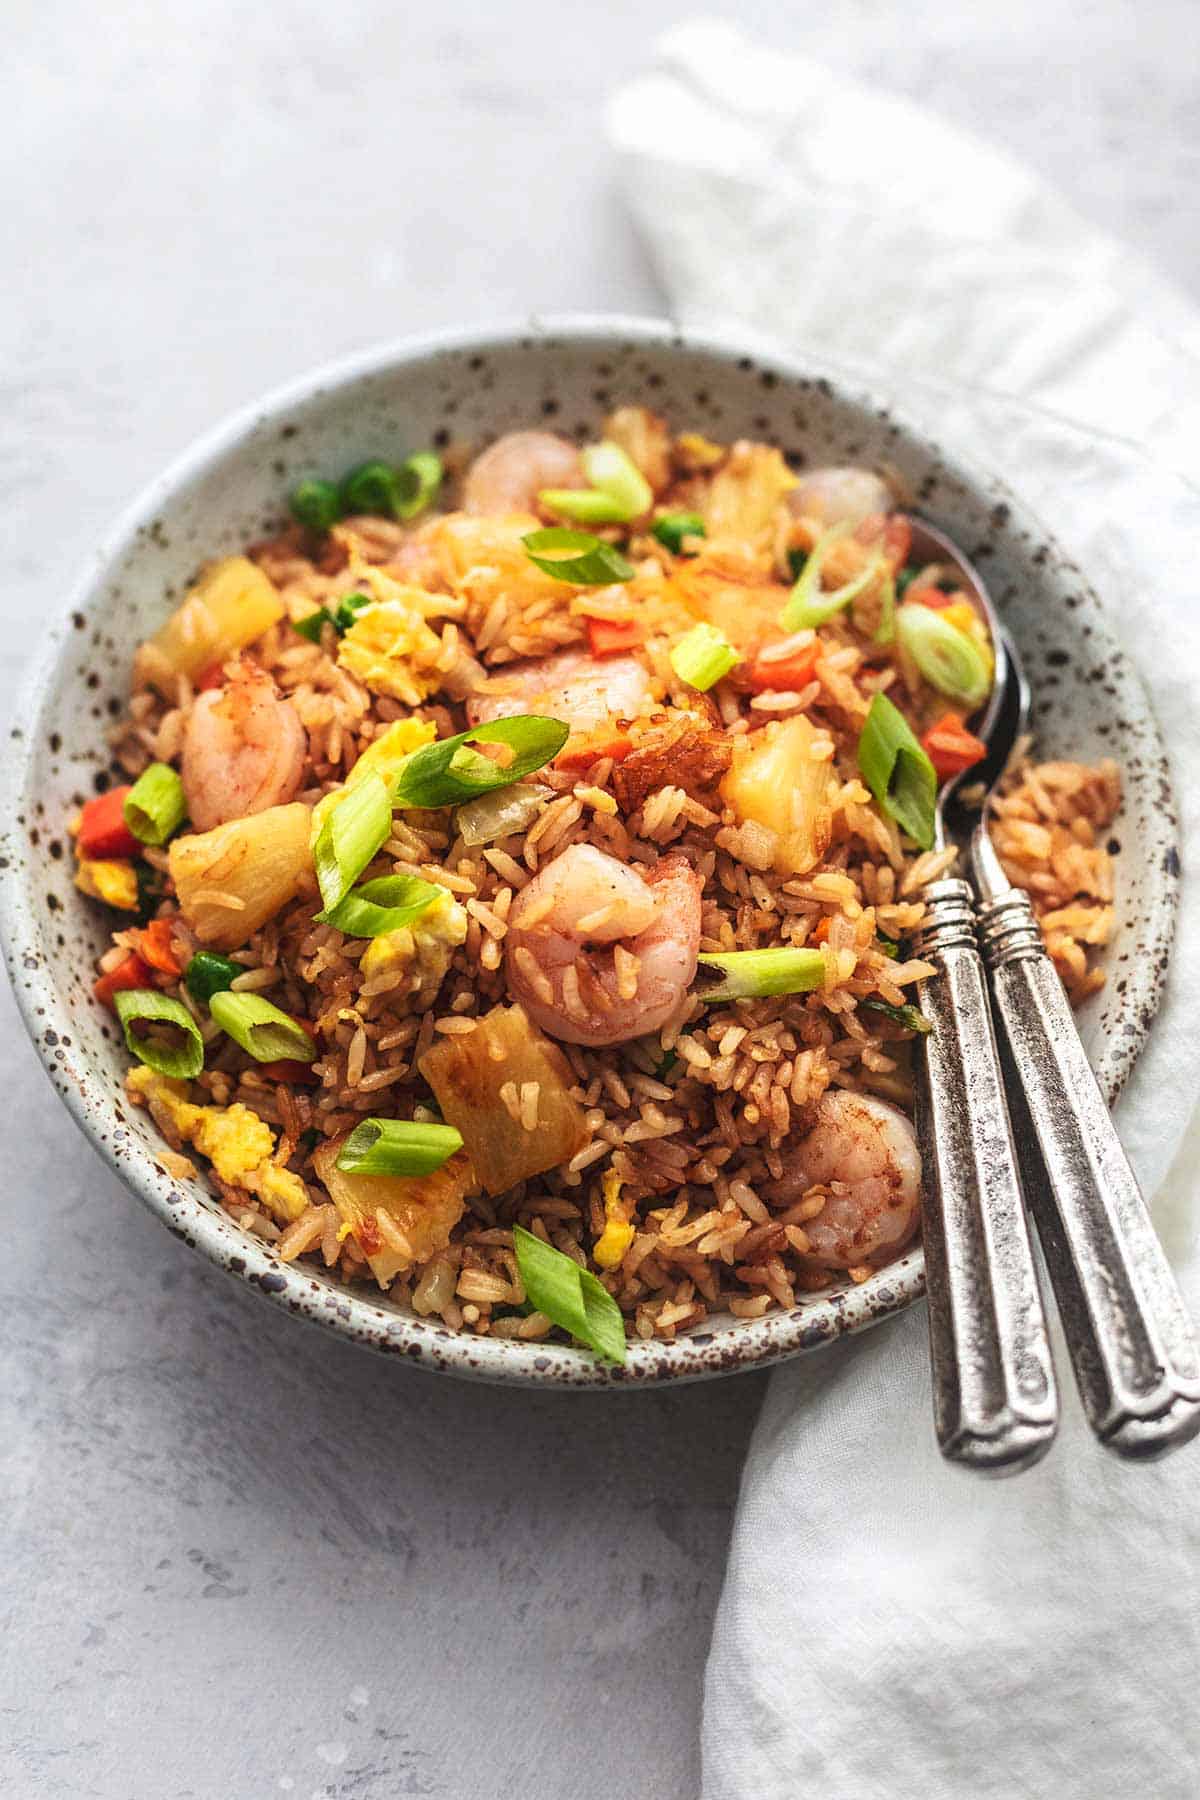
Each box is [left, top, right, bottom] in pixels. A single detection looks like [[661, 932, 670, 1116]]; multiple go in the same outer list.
[[609, 24, 1200, 1799]]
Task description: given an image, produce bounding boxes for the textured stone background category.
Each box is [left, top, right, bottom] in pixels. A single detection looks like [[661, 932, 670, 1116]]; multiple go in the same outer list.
[[4, 3, 1197, 1795]]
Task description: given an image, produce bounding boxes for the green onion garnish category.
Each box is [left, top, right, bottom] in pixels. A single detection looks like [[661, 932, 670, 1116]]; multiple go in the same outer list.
[[340, 460, 402, 517], [114, 988, 205, 1079], [669, 622, 739, 692], [522, 528, 635, 586], [861, 996, 931, 1035], [875, 932, 901, 961], [872, 569, 897, 647], [782, 526, 885, 632], [123, 763, 187, 847], [896, 603, 991, 709], [391, 716, 569, 810], [312, 771, 393, 913], [209, 991, 317, 1064], [184, 951, 243, 1004], [695, 948, 827, 1002], [294, 591, 375, 643], [857, 693, 937, 850], [652, 512, 706, 555], [394, 451, 443, 521], [513, 1225, 626, 1366], [293, 606, 335, 644], [317, 873, 443, 936], [289, 478, 342, 533], [335, 1118, 463, 1177], [540, 443, 653, 525]]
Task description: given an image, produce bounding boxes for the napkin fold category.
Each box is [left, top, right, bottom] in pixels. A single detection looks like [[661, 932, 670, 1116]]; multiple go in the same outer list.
[[610, 24, 1200, 1799]]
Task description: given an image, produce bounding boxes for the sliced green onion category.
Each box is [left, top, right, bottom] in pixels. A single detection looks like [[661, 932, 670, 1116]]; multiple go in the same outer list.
[[317, 873, 443, 936], [653, 512, 706, 555], [871, 569, 897, 647], [339, 460, 402, 517], [875, 932, 901, 961], [695, 948, 827, 1002], [522, 528, 635, 586], [123, 763, 187, 847], [293, 591, 375, 644], [114, 988, 204, 1079], [857, 693, 937, 850], [861, 996, 931, 1035], [391, 716, 569, 810], [335, 1117, 463, 1177], [289, 478, 342, 533], [209, 991, 317, 1064], [782, 526, 885, 632], [293, 606, 335, 643], [669, 622, 739, 692], [184, 951, 242, 1004], [896, 603, 991, 709], [394, 451, 443, 521], [312, 771, 393, 912], [513, 1225, 626, 1365], [538, 486, 629, 525], [540, 443, 653, 525]]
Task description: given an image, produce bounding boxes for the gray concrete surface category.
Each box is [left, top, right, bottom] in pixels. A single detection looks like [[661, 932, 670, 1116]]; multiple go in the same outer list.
[[4, 3, 1197, 1795]]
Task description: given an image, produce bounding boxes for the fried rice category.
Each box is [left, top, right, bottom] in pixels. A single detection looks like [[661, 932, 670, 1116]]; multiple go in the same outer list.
[[75, 412, 1120, 1353]]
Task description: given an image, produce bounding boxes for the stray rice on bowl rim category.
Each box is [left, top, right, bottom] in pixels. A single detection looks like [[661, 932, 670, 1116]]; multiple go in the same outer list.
[[76, 414, 1120, 1363]]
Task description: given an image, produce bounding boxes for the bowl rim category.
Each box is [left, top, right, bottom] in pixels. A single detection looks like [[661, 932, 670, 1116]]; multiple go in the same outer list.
[[0, 311, 1177, 1388]]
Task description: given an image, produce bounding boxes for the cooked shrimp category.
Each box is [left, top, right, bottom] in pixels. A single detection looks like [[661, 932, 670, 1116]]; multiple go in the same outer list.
[[462, 430, 585, 516], [789, 466, 896, 529], [466, 648, 656, 734], [505, 843, 702, 1046], [766, 1090, 921, 1270], [180, 662, 307, 832]]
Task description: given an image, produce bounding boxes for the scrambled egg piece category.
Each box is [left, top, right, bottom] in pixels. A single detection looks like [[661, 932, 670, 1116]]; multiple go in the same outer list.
[[310, 717, 436, 838], [335, 554, 458, 705], [360, 889, 468, 1002], [75, 857, 139, 910], [127, 1066, 310, 1222], [593, 1170, 635, 1271]]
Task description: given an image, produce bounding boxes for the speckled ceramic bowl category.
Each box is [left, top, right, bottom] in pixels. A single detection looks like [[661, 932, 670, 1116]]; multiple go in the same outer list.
[[0, 317, 1179, 1386]]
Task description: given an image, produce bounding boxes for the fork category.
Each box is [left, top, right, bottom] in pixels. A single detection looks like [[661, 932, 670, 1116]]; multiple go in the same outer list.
[[971, 634, 1200, 1459], [905, 522, 1058, 1474]]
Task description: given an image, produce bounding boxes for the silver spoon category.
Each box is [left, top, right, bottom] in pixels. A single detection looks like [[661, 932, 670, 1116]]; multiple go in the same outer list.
[[970, 637, 1200, 1459], [901, 519, 1058, 1474]]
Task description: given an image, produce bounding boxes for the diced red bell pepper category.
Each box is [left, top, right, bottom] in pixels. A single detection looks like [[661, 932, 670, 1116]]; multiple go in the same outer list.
[[586, 617, 643, 658], [257, 1059, 322, 1085], [922, 712, 988, 780], [195, 661, 227, 692], [94, 951, 154, 1010], [556, 728, 636, 772], [135, 918, 182, 977], [747, 640, 820, 693], [77, 787, 139, 859]]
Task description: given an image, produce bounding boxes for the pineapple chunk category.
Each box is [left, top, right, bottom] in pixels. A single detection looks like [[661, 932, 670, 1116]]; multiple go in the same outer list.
[[704, 444, 796, 549], [721, 714, 835, 876], [169, 802, 312, 950], [136, 556, 285, 693], [419, 1004, 589, 1195], [312, 1140, 474, 1286]]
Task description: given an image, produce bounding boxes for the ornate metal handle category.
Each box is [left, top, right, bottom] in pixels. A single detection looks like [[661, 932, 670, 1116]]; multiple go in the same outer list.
[[978, 886, 1200, 1459], [911, 878, 1058, 1474]]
